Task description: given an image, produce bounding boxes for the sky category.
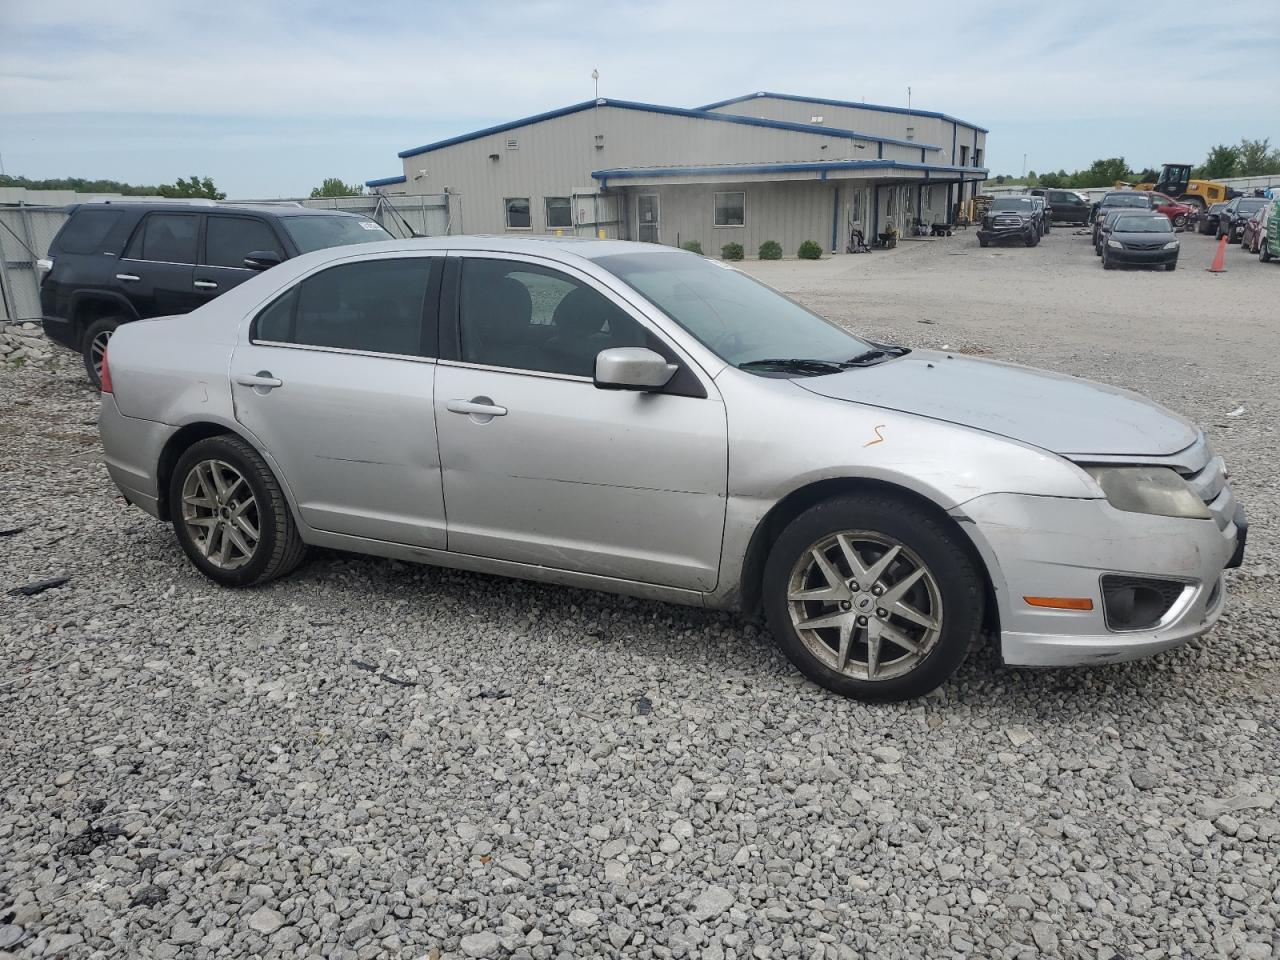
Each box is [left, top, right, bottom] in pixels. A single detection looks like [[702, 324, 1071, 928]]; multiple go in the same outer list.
[[2, 0, 1277, 198]]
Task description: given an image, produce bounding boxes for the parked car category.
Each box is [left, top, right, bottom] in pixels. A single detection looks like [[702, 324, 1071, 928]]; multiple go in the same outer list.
[[38, 200, 394, 385], [1217, 196, 1269, 243], [1091, 192, 1154, 244], [98, 237, 1244, 702], [977, 197, 1040, 247], [1044, 189, 1092, 225], [1241, 207, 1267, 254], [1101, 214, 1180, 271], [1094, 207, 1146, 256], [1149, 193, 1195, 230], [1027, 195, 1051, 235], [1198, 202, 1228, 235], [1259, 200, 1280, 262]]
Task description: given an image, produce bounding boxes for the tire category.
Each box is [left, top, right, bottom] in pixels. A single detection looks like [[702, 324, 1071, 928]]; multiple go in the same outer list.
[[762, 493, 984, 702], [81, 316, 123, 388], [1165, 260, 1177, 272], [1103, 250, 1114, 269], [1262, 243, 1272, 263], [978, 237, 988, 247], [168, 434, 306, 587]]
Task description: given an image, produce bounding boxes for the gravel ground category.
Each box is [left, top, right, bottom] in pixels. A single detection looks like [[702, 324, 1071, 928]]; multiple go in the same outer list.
[[1, 230, 1277, 960]]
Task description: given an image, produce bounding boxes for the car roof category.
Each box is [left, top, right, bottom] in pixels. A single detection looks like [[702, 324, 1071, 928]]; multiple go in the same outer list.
[[73, 200, 369, 218], [268, 235, 695, 264]]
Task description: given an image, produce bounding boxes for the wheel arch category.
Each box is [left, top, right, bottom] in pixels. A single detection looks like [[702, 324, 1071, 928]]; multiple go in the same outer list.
[[155, 420, 302, 531], [70, 291, 138, 342], [736, 477, 999, 636]]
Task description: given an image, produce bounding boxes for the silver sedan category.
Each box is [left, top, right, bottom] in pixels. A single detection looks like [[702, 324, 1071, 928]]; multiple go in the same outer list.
[[98, 237, 1245, 700]]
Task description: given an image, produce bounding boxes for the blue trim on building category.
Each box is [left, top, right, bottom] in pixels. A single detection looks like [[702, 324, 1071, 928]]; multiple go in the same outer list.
[[697, 91, 989, 134], [394, 98, 942, 159], [365, 175, 407, 187], [591, 160, 989, 188]]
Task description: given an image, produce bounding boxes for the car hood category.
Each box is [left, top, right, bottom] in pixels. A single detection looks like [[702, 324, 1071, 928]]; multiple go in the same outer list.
[[795, 351, 1198, 457]]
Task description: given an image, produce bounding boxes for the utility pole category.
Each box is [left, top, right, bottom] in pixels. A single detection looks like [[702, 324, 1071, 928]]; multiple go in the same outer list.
[[907, 86, 911, 111], [1022, 153, 1027, 178], [592, 68, 599, 100]]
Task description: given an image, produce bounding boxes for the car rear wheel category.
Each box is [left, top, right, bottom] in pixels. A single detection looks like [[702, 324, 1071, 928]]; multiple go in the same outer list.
[[169, 434, 306, 587], [763, 494, 984, 702], [81, 316, 123, 388]]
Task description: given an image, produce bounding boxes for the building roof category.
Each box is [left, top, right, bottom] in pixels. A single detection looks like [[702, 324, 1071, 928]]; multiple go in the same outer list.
[[391, 98, 942, 160], [591, 159, 989, 187], [365, 175, 407, 188], [698, 91, 989, 134]]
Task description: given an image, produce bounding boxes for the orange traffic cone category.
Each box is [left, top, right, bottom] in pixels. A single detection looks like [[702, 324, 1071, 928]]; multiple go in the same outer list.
[[1208, 235, 1228, 273]]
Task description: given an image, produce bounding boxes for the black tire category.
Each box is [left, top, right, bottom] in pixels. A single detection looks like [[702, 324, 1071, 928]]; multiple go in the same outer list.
[[1165, 260, 1177, 272], [1262, 243, 1272, 263], [1103, 250, 1114, 270], [81, 316, 123, 388], [978, 237, 988, 247], [762, 493, 984, 702], [169, 434, 306, 587]]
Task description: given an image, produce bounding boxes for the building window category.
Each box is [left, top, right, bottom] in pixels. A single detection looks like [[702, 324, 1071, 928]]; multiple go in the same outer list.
[[714, 192, 745, 227], [973, 148, 983, 168], [959, 145, 969, 167], [504, 198, 531, 230], [545, 197, 572, 229]]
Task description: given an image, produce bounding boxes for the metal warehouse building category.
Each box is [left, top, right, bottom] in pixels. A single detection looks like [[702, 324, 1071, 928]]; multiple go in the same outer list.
[[365, 91, 988, 255]]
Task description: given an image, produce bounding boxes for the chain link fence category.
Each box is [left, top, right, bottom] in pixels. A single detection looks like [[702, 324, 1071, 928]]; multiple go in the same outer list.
[[0, 194, 452, 323]]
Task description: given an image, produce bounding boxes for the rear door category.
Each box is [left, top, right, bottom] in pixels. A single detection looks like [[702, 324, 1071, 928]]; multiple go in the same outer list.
[[118, 212, 202, 316], [229, 253, 447, 548], [197, 215, 288, 301]]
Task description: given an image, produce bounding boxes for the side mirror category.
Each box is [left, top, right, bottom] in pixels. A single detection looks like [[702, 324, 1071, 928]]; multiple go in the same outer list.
[[594, 347, 677, 392], [244, 250, 283, 271]]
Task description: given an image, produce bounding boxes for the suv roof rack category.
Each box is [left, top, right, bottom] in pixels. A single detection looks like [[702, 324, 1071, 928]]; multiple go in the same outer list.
[[89, 197, 220, 206]]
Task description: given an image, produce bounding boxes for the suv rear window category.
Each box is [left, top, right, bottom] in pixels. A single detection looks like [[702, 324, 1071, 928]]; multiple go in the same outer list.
[[56, 208, 124, 255], [125, 213, 200, 264]]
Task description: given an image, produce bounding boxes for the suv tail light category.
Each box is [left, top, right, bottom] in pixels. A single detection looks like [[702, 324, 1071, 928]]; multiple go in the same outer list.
[[99, 347, 113, 394], [36, 258, 54, 285]]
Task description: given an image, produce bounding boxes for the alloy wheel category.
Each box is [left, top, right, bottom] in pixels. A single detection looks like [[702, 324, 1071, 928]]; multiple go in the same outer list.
[[180, 459, 260, 570], [89, 329, 112, 379], [786, 531, 943, 682]]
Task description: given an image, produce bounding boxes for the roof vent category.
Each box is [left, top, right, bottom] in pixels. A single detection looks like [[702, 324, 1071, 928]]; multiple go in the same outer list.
[[506, 138, 519, 150]]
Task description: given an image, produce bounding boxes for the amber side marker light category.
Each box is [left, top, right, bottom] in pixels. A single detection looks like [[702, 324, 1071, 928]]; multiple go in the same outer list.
[[1023, 596, 1094, 611]]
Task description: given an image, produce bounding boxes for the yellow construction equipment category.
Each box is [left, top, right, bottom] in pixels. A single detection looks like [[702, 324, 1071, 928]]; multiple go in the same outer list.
[[1120, 164, 1231, 210]]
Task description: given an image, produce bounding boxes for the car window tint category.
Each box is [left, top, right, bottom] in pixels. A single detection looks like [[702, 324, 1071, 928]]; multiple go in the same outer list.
[[263, 258, 432, 356], [139, 213, 199, 263], [57, 209, 124, 255], [458, 258, 649, 378], [205, 217, 283, 268]]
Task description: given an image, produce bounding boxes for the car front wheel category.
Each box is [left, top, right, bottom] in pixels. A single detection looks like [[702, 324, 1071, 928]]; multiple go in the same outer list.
[[82, 316, 123, 388], [169, 434, 307, 587], [763, 494, 984, 702], [1262, 242, 1272, 263]]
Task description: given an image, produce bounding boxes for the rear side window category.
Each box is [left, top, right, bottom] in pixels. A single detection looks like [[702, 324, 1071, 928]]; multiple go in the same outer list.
[[205, 217, 283, 268], [55, 209, 124, 255], [126, 213, 199, 264], [253, 258, 435, 356]]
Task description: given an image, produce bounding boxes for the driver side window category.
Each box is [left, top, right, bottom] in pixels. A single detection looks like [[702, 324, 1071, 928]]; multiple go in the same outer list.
[[458, 259, 649, 378]]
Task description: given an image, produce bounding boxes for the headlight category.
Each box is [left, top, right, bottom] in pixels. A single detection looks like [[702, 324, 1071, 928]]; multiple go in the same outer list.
[[1163, 240, 1179, 250], [1107, 239, 1123, 249], [1085, 467, 1211, 519]]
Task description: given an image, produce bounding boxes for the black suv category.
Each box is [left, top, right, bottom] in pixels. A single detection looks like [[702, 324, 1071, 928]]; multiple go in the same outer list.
[[1031, 188, 1092, 225], [40, 201, 393, 384], [977, 197, 1040, 247]]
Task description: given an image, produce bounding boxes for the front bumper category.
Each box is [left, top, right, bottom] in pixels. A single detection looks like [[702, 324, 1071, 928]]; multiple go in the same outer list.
[[955, 489, 1242, 668], [1107, 247, 1178, 265], [977, 227, 1033, 244]]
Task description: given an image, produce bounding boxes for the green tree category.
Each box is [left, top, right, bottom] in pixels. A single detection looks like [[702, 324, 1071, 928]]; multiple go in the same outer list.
[[1236, 138, 1280, 177], [158, 175, 225, 200], [1199, 144, 1239, 179], [0, 173, 163, 195], [1133, 168, 1160, 184], [1077, 157, 1130, 187], [1038, 171, 1064, 188], [310, 177, 364, 198]]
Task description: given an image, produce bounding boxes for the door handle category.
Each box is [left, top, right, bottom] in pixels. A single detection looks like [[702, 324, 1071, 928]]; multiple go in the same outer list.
[[194, 280, 218, 290], [115, 273, 140, 282], [236, 372, 283, 390], [447, 397, 507, 419]]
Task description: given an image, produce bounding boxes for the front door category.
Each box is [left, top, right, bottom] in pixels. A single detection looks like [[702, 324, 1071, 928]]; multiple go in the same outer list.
[[638, 194, 660, 244], [434, 254, 727, 591], [229, 254, 447, 549]]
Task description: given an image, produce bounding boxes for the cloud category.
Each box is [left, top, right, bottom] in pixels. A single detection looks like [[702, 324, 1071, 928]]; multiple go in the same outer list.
[[2, 0, 1276, 194]]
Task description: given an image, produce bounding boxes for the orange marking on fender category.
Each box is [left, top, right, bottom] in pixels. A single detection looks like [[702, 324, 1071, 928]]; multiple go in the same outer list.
[[863, 425, 886, 447]]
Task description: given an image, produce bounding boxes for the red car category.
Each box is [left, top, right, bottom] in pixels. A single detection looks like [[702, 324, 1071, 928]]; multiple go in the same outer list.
[[1241, 207, 1267, 253], [1149, 192, 1195, 230]]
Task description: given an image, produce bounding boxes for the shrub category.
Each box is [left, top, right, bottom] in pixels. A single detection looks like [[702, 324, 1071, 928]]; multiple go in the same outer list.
[[758, 240, 782, 260], [681, 240, 703, 255], [721, 242, 744, 261], [797, 240, 823, 260]]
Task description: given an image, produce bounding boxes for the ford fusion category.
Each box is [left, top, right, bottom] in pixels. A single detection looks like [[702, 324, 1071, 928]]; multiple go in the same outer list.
[[98, 238, 1246, 701]]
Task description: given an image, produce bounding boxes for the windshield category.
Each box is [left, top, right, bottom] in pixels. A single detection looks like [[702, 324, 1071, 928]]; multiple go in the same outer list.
[[1238, 199, 1266, 214], [990, 198, 1034, 211], [594, 251, 871, 369], [1102, 194, 1151, 208], [280, 215, 392, 253], [1114, 216, 1172, 233]]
